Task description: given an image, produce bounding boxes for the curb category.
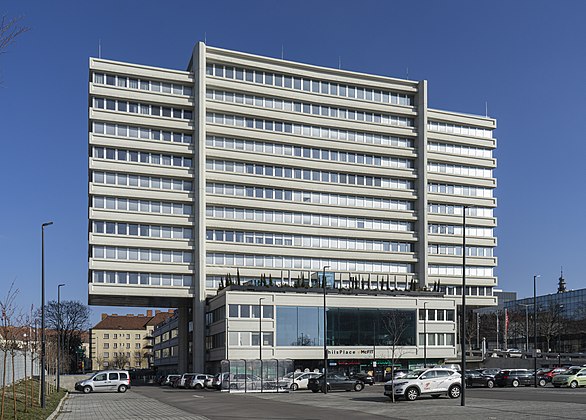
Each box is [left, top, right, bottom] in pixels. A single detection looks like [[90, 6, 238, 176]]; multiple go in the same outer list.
[[47, 391, 69, 420]]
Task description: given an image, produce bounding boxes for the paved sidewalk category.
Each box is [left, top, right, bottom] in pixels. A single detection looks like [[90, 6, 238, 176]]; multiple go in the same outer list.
[[56, 391, 209, 420]]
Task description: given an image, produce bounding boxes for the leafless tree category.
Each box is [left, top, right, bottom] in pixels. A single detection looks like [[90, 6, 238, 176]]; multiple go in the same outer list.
[[0, 16, 28, 55], [95, 356, 104, 371], [42, 300, 90, 373], [113, 353, 130, 370], [538, 305, 565, 352], [0, 282, 19, 419], [382, 310, 414, 402]]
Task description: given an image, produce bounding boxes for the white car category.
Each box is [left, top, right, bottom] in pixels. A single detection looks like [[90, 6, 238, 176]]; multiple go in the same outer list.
[[384, 368, 462, 401], [278, 372, 321, 391]]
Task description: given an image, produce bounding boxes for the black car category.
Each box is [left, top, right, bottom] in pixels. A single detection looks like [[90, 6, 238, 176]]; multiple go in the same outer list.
[[494, 369, 534, 387], [307, 374, 364, 393], [464, 370, 495, 388], [349, 372, 375, 386]]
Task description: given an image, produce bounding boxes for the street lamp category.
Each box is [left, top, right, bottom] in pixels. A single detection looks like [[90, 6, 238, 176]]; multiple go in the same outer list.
[[519, 304, 530, 353], [57, 283, 65, 391], [423, 302, 428, 368], [322, 265, 330, 394], [533, 274, 540, 387], [41, 221, 53, 409], [557, 304, 564, 366], [258, 296, 265, 393], [460, 206, 468, 407]]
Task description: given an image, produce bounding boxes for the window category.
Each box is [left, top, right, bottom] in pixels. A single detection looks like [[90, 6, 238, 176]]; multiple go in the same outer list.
[[103, 334, 109, 339], [103, 343, 109, 349]]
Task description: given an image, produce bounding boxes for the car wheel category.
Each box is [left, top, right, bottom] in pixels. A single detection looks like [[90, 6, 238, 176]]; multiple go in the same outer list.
[[431, 394, 441, 399], [118, 385, 127, 393], [290, 383, 298, 391], [487, 380, 494, 389], [311, 389, 319, 393], [82, 386, 92, 394], [229, 384, 238, 389], [405, 387, 419, 401], [570, 381, 578, 389], [538, 379, 546, 387], [354, 382, 364, 392], [195, 383, 203, 390], [448, 384, 461, 399], [511, 379, 520, 388]]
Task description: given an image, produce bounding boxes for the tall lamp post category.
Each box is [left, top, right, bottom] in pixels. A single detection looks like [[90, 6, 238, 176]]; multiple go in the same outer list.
[[322, 265, 330, 394], [41, 221, 53, 409], [460, 206, 468, 407], [57, 283, 65, 391], [423, 302, 428, 368], [519, 304, 530, 353], [533, 274, 540, 387], [258, 296, 265, 392]]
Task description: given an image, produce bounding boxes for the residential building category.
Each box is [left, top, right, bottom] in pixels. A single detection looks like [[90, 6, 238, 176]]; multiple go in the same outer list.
[[88, 43, 497, 372], [90, 309, 173, 370]]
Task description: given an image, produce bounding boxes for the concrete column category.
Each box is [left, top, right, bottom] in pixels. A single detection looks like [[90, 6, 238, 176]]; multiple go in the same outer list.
[[415, 80, 429, 289], [190, 41, 207, 373], [177, 306, 189, 372]]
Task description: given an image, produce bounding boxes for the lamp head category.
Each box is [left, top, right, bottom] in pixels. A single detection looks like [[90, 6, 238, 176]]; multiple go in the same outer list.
[[42, 222, 54, 227]]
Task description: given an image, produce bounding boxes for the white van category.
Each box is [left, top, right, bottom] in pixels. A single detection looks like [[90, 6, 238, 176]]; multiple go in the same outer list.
[[75, 370, 131, 393]]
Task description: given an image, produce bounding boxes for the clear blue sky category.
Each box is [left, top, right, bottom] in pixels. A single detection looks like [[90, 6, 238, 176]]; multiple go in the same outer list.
[[1, 0, 585, 324]]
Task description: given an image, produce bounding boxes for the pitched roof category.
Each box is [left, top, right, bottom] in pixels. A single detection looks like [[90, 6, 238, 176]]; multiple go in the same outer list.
[[93, 310, 174, 330]]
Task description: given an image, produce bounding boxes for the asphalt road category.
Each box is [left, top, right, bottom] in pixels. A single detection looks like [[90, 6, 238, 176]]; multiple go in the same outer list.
[[132, 383, 586, 420]]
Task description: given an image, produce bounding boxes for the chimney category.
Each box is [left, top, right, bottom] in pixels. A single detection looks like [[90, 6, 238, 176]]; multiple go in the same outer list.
[[112, 314, 118, 317], [155, 310, 161, 314], [101, 313, 107, 320], [146, 310, 153, 317], [168, 309, 174, 313]]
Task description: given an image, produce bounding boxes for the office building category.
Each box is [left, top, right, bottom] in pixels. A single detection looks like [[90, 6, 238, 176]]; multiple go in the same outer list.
[[88, 43, 497, 372]]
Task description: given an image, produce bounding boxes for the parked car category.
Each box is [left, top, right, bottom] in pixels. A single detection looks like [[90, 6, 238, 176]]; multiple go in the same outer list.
[[349, 372, 375, 386], [278, 371, 322, 391], [204, 375, 215, 389], [188, 374, 214, 389], [75, 370, 130, 394], [161, 374, 181, 386], [384, 368, 461, 401], [464, 370, 495, 388], [494, 369, 535, 387], [212, 373, 229, 390], [307, 374, 364, 393], [506, 349, 523, 358], [543, 367, 567, 382], [175, 373, 198, 388], [479, 368, 501, 377], [552, 367, 586, 388]]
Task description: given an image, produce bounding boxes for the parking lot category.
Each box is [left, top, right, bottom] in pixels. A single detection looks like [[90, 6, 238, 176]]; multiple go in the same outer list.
[[127, 382, 586, 420]]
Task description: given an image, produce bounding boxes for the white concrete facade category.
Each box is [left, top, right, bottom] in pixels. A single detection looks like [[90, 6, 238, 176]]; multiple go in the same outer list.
[[88, 43, 497, 372]]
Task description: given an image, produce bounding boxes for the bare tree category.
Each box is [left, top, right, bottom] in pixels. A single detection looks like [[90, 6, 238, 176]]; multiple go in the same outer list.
[[113, 353, 130, 370], [95, 356, 104, 371], [0, 16, 28, 55], [0, 282, 19, 419], [42, 300, 90, 373], [538, 305, 565, 352], [382, 310, 415, 402]]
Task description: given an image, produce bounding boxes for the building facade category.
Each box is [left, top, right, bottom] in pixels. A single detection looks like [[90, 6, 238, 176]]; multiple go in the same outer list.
[[90, 310, 173, 370], [88, 43, 497, 372]]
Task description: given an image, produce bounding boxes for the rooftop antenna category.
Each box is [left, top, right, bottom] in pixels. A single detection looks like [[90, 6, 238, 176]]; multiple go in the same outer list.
[[406, 67, 409, 79], [485, 101, 488, 117], [338, 56, 342, 70], [98, 39, 101, 59], [281, 44, 284, 60], [204, 32, 207, 44]]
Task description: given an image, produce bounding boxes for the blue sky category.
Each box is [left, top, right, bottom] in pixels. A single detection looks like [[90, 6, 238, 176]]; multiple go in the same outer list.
[[1, 0, 584, 324]]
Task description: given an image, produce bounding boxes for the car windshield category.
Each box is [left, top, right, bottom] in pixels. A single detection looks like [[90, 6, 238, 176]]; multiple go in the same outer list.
[[404, 370, 425, 379], [563, 368, 580, 375]]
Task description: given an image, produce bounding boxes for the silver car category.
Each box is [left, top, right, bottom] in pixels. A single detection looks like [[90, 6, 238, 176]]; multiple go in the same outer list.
[[75, 370, 131, 393]]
